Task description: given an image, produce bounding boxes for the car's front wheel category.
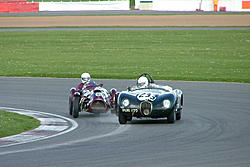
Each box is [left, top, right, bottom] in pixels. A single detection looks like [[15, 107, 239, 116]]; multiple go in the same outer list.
[[176, 110, 181, 120], [118, 107, 127, 124], [176, 94, 183, 120], [167, 109, 175, 124], [72, 96, 80, 118]]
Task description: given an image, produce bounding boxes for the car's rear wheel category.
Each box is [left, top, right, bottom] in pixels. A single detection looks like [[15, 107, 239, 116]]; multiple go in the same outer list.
[[118, 107, 127, 124], [167, 109, 175, 124], [111, 94, 118, 115], [72, 96, 80, 118], [69, 96, 73, 115]]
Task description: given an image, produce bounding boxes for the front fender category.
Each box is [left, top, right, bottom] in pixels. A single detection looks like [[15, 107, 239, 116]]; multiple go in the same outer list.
[[153, 93, 177, 110], [118, 93, 140, 108], [172, 89, 183, 110], [74, 92, 81, 96], [70, 87, 77, 94]]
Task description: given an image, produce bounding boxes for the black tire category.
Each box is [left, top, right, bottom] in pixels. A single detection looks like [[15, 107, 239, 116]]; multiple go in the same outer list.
[[181, 94, 184, 106], [176, 111, 181, 120], [118, 107, 127, 124], [167, 109, 175, 124], [69, 96, 73, 115], [176, 94, 183, 120], [72, 96, 80, 118], [111, 94, 118, 115]]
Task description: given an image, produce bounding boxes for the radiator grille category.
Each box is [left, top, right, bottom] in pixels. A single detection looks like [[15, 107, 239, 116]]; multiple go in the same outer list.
[[140, 101, 152, 116], [92, 101, 105, 111]]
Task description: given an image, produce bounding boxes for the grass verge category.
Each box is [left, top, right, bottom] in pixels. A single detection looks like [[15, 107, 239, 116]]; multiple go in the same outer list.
[[0, 30, 249, 82], [0, 110, 40, 138]]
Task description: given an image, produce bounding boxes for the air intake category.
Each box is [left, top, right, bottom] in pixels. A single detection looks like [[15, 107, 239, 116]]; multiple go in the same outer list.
[[91, 101, 105, 112], [140, 101, 152, 116]]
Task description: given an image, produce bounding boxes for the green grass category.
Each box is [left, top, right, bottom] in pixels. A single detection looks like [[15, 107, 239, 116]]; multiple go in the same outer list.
[[0, 110, 40, 138], [0, 30, 249, 82]]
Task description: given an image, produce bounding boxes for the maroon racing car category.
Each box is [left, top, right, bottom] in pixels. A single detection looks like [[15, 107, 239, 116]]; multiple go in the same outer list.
[[69, 81, 117, 118]]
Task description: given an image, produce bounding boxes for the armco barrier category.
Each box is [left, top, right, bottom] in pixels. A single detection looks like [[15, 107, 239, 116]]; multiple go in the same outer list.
[[0, 0, 39, 13]]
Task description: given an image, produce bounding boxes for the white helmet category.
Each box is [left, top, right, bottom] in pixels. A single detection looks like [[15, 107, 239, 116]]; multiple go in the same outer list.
[[137, 76, 149, 88], [81, 73, 91, 84]]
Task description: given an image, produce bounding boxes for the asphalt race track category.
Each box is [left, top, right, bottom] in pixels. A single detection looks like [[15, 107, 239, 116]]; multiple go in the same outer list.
[[0, 77, 249, 167]]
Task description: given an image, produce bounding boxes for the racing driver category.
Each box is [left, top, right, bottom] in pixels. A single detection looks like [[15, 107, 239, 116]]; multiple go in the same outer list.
[[136, 76, 172, 91]]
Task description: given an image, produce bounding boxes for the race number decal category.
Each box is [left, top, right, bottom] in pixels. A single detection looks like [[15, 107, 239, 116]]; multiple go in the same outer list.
[[137, 92, 156, 101]]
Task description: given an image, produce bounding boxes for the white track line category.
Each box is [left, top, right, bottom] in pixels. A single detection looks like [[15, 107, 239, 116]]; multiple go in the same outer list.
[[0, 107, 130, 155], [0, 107, 78, 148], [0, 124, 130, 155]]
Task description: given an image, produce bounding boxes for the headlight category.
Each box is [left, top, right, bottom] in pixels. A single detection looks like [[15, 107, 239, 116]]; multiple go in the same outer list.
[[163, 99, 171, 108], [122, 99, 130, 107]]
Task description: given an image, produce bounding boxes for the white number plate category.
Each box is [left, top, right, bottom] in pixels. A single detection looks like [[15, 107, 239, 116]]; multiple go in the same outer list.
[[122, 109, 138, 113]]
